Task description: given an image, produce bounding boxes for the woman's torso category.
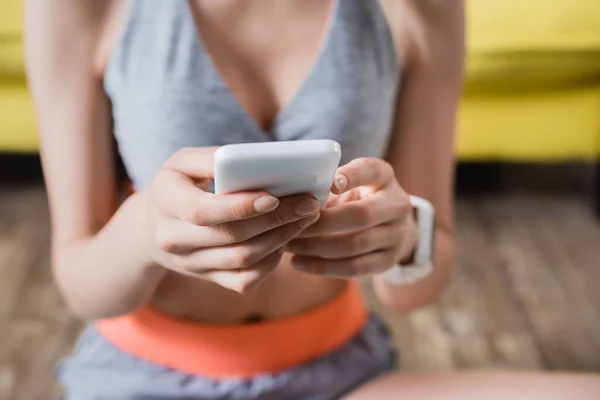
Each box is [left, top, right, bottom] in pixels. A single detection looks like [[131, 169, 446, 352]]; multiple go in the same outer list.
[[100, 0, 403, 323]]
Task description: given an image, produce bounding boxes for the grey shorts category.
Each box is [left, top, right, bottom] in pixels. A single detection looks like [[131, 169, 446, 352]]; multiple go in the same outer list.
[[56, 313, 397, 400]]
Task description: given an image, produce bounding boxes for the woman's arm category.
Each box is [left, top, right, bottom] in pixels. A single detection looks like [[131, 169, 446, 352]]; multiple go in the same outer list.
[[25, 0, 166, 319], [375, 0, 465, 311]]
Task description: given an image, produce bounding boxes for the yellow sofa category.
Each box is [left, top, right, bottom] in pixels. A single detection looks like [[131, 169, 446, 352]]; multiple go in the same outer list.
[[2, 0, 600, 210]]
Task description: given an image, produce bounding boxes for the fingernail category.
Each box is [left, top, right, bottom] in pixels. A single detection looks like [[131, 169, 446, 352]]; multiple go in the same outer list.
[[299, 214, 319, 228], [334, 175, 348, 191], [295, 198, 321, 216], [253, 196, 279, 213]]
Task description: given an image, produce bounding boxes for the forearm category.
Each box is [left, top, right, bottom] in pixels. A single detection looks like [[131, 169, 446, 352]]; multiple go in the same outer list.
[[373, 226, 456, 312], [53, 192, 166, 320]]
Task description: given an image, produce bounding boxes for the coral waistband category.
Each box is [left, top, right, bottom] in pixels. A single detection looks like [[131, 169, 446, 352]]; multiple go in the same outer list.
[[95, 280, 369, 378]]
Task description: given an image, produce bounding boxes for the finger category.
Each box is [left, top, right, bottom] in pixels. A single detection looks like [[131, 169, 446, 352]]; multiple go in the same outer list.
[[298, 191, 410, 237], [156, 195, 321, 253], [199, 248, 283, 293], [291, 251, 396, 278], [286, 223, 400, 258], [153, 168, 279, 226], [323, 190, 357, 209], [212, 195, 320, 245], [182, 214, 320, 271], [332, 158, 395, 194], [164, 147, 219, 180]]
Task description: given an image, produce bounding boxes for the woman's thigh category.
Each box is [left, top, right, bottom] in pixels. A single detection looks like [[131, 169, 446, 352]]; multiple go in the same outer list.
[[345, 371, 600, 400]]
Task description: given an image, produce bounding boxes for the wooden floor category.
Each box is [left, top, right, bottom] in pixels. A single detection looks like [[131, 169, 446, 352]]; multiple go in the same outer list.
[[0, 164, 599, 400]]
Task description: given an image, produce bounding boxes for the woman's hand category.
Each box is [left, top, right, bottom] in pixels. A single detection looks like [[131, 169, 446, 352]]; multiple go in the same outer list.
[[143, 147, 321, 293], [287, 158, 417, 278]]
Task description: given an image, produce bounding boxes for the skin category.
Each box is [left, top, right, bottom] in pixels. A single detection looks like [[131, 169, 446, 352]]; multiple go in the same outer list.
[[25, 0, 600, 397]]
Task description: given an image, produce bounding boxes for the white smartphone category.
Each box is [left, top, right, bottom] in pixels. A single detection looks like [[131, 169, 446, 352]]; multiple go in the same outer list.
[[214, 140, 342, 206]]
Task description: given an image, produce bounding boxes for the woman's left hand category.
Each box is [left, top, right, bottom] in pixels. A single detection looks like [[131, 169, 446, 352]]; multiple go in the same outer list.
[[286, 158, 418, 278]]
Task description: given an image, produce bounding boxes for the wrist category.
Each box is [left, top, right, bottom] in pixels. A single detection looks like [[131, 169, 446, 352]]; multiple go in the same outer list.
[[111, 191, 165, 278]]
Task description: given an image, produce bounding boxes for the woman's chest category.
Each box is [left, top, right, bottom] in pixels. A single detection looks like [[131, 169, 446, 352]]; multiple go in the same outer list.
[[110, 64, 398, 189], [103, 0, 401, 188]]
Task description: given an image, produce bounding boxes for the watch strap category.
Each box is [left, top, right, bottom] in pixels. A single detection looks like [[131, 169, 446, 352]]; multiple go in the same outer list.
[[379, 195, 435, 285]]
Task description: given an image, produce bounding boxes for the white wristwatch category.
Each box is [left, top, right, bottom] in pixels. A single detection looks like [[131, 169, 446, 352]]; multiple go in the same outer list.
[[379, 195, 435, 285]]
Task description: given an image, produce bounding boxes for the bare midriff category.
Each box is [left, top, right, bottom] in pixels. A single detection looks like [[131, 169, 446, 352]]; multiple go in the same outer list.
[[150, 253, 347, 323]]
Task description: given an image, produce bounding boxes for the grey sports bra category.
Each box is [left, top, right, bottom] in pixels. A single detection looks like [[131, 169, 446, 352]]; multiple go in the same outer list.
[[104, 0, 401, 190]]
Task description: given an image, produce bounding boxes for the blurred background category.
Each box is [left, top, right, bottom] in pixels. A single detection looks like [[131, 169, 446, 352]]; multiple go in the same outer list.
[[1, 1, 600, 399]]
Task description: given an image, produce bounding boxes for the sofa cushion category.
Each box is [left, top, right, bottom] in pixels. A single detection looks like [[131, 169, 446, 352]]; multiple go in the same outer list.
[[466, 0, 600, 91], [468, 0, 600, 52], [457, 86, 600, 161]]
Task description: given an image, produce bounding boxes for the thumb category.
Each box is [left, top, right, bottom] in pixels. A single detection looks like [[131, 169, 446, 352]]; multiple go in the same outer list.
[[165, 147, 219, 181]]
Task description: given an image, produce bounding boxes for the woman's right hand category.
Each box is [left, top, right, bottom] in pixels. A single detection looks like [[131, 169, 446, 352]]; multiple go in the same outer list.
[[142, 147, 321, 293]]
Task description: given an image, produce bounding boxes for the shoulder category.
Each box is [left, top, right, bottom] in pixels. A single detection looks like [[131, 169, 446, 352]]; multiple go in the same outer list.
[[24, 0, 121, 78], [378, 0, 465, 70]]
